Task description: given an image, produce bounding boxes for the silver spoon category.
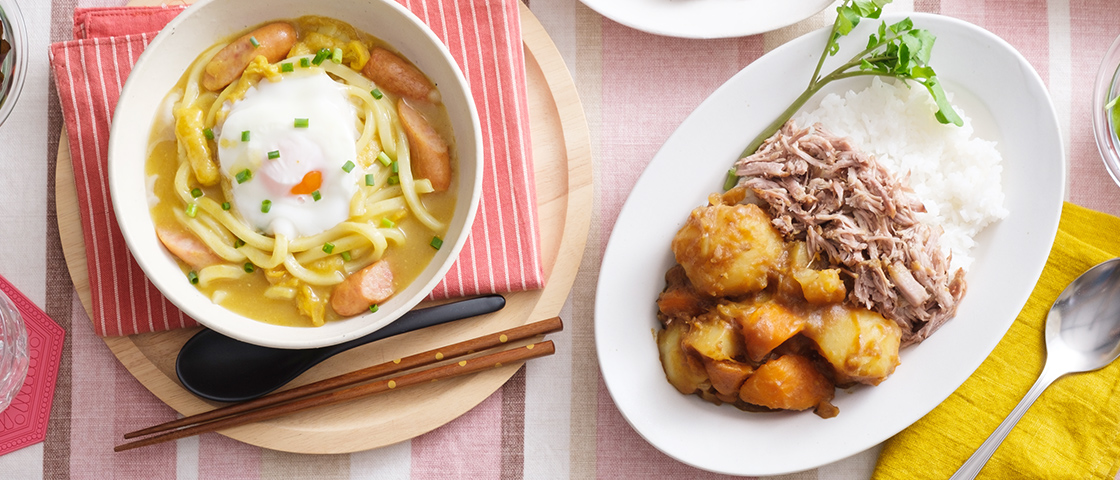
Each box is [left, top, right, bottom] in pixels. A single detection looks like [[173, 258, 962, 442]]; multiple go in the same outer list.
[[950, 258, 1120, 479]]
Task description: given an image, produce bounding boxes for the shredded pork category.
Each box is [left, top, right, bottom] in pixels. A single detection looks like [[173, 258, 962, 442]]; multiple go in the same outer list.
[[735, 121, 965, 346]]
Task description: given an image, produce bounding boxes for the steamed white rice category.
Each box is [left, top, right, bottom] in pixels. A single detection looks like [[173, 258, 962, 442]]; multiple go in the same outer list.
[[794, 77, 1007, 271]]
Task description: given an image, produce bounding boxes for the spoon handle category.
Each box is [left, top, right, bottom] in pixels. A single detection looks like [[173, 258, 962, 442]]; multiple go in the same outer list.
[[948, 363, 1063, 480]]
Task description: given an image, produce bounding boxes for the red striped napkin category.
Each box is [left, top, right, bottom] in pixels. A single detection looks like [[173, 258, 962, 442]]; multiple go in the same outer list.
[[49, 2, 543, 337]]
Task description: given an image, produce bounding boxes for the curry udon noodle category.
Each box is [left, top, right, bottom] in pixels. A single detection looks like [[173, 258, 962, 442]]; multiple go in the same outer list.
[[146, 17, 456, 328]]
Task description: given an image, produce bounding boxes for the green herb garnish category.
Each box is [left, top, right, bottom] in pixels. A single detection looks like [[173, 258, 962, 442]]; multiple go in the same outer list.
[[740, 0, 962, 161], [235, 169, 252, 184], [377, 151, 392, 167]]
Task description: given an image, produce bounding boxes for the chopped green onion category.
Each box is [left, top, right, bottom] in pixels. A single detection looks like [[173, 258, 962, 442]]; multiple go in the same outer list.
[[234, 239, 245, 248], [723, 167, 738, 191], [390, 161, 399, 173], [243, 262, 255, 273], [267, 150, 280, 160], [190, 188, 203, 198], [241, 130, 250, 142], [235, 169, 252, 184], [185, 203, 198, 218], [430, 236, 444, 250], [341, 251, 352, 262], [261, 199, 272, 213], [377, 151, 392, 166], [331, 47, 343, 64], [281, 62, 294, 73], [342, 161, 356, 173], [380, 218, 395, 228], [294, 118, 309, 128], [222, 201, 231, 211], [388, 175, 400, 185], [369, 304, 379, 313], [322, 242, 335, 254], [203, 128, 214, 140], [311, 190, 322, 201], [299, 57, 310, 68], [370, 88, 383, 100], [249, 36, 260, 48], [187, 271, 199, 284], [365, 174, 375, 186], [312, 48, 331, 65]]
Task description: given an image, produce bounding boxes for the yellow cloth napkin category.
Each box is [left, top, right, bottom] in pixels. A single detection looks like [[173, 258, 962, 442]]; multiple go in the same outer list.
[[873, 202, 1120, 480]]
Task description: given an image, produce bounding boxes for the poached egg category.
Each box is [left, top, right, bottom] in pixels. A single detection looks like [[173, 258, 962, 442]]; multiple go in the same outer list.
[[217, 70, 360, 239]]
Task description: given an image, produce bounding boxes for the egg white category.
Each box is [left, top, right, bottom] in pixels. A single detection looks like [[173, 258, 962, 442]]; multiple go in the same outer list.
[[217, 70, 361, 239]]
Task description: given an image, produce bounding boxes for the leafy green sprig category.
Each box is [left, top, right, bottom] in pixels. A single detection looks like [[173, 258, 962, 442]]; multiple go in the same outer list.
[[739, 0, 963, 159]]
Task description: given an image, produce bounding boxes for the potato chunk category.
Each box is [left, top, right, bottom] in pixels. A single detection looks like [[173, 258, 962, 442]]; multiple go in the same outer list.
[[802, 305, 902, 385], [739, 354, 835, 414], [681, 314, 743, 363], [788, 242, 847, 304], [657, 321, 709, 395], [671, 197, 784, 297]]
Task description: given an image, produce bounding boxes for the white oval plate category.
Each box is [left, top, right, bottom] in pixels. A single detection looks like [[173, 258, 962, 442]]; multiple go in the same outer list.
[[595, 13, 1064, 476], [579, 0, 834, 39]]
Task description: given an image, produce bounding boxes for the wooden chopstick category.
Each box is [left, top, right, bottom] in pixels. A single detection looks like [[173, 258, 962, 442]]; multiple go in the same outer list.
[[115, 339, 556, 452], [122, 316, 563, 442]]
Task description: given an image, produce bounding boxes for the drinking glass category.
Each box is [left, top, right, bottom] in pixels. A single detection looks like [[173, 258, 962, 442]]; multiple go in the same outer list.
[[0, 288, 28, 412]]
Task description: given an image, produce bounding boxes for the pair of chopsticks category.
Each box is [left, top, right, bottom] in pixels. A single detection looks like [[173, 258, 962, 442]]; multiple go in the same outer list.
[[115, 316, 563, 452]]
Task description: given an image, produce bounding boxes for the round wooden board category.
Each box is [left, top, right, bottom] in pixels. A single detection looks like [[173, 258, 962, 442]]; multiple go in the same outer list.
[[57, 3, 592, 453]]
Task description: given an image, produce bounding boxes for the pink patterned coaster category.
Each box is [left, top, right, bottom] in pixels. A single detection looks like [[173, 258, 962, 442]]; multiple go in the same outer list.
[[0, 275, 64, 456]]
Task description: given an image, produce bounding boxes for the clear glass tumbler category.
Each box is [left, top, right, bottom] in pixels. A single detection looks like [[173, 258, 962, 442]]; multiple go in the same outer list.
[[0, 288, 28, 412]]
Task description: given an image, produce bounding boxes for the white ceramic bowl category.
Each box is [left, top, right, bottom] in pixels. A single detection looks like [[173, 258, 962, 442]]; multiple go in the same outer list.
[[0, 0, 27, 128], [109, 0, 483, 349]]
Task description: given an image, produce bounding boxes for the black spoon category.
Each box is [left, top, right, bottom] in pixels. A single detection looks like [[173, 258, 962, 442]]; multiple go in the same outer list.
[[176, 294, 506, 403]]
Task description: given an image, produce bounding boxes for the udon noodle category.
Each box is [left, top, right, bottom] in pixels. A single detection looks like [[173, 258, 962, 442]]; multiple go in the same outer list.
[[147, 16, 456, 327]]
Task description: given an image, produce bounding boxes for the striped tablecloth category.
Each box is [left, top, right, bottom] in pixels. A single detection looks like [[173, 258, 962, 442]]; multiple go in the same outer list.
[[2, 0, 1120, 478]]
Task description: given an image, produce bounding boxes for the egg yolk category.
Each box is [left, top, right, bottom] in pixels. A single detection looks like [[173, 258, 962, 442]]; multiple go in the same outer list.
[[291, 171, 323, 195]]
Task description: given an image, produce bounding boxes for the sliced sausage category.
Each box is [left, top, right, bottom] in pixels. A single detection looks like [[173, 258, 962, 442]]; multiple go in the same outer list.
[[202, 22, 297, 91], [331, 260, 395, 316], [362, 47, 439, 103], [398, 99, 451, 192], [155, 226, 222, 270]]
